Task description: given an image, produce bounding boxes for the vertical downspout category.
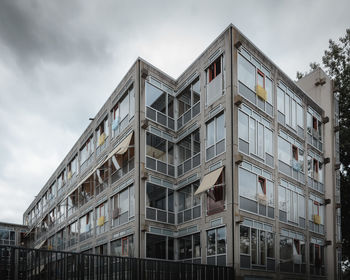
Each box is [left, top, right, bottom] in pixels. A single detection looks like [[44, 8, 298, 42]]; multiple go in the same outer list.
[[230, 27, 235, 279], [137, 59, 141, 258]]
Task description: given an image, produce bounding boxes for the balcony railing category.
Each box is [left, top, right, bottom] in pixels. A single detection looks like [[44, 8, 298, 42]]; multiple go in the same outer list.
[[177, 102, 200, 130], [146, 156, 175, 177], [177, 153, 200, 177], [111, 158, 135, 185], [146, 106, 175, 130]]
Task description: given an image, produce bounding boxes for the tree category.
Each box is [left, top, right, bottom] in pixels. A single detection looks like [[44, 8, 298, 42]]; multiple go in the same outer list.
[[323, 29, 350, 267], [298, 28, 350, 270]]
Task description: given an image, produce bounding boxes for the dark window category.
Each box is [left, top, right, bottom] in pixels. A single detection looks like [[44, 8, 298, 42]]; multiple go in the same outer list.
[[208, 58, 221, 83]]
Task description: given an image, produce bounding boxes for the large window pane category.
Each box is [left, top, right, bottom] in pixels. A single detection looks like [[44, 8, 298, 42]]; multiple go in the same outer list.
[[216, 114, 225, 141], [238, 54, 255, 91], [239, 168, 257, 200], [240, 226, 250, 254], [278, 137, 291, 164], [207, 229, 216, 256], [277, 88, 284, 113], [257, 123, 264, 158], [119, 189, 129, 213], [120, 93, 129, 121], [146, 133, 166, 162], [146, 183, 166, 210], [146, 83, 166, 113], [217, 227, 226, 254], [265, 128, 273, 155], [238, 111, 249, 141], [146, 234, 166, 259], [206, 120, 215, 147], [249, 118, 256, 154], [265, 78, 273, 104]]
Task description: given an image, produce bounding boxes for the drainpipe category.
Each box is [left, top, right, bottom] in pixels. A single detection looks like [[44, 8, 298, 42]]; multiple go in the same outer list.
[[137, 59, 141, 259], [230, 26, 235, 279]]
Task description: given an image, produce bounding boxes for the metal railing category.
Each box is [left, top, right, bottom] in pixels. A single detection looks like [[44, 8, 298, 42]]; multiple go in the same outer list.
[[0, 245, 233, 280]]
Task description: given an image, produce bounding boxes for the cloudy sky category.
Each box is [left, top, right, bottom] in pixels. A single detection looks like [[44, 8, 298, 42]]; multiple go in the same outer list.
[[0, 0, 349, 224]]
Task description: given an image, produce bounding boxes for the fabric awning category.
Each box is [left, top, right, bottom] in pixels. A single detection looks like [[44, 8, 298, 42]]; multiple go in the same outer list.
[[108, 131, 134, 157], [194, 167, 224, 196]]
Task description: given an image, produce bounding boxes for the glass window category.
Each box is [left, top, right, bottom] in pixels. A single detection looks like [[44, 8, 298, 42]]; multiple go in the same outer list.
[[206, 120, 215, 147], [120, 94, 129, 121], [249, 118, 256, 154], [277, 88, 284, 114], [217, 227, 226, 254], [129, 185, 135, 217], [207, 229, 216, 256], [146, 133, 166, 162], [216, 114, 225, 141], [239, 168, 257, 200], [238, 54, 255, 91], [146, 83, 166, 113], [119, 188, 129, 213], [240, 226, 250, 254], [146, 234, 173, 260], [238, 111, 249, 141], [278, 137, 291, 164], [265, 128, 273, 155], [265, 78, 273, 104], [146, 183, 166, 210], [129, 86, 135, 117]]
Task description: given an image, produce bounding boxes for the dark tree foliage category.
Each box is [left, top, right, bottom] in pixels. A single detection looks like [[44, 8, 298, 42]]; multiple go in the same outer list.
[[323, 29, 350, 263]]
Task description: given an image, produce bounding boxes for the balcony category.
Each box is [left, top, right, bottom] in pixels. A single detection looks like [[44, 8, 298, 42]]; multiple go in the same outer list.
[[177, 102, 200, 130], [146, 156, 175, 177], [177, 153, 201, 177], [146, 106, 175, 130]]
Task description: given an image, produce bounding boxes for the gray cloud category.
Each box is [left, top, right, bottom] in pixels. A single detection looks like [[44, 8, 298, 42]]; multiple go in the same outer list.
[[0, 0, 349, 223]]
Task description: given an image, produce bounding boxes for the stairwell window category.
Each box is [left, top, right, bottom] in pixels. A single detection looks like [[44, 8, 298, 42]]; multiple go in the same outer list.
[[206, 113, 225, 161]]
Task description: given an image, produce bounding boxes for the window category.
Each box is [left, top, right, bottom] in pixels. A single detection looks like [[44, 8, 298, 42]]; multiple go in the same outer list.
[[80, 135, 93, 168], [206, 56, 223, 105], [239, 164, 274, 218], [310, 239, 325, 276], [95, 161, 109, 195], [177, 181, 201, 223], [112, 184, 134, 227], [177, 77, 200, 129], [96, 201, 108, 235], [145, 81, 175, 130], [145, 182, 174, 224], [79, 175, 94, 205], [307, 152, 324, 191], [238, 105, 273, 166], [112, 85, 134, 137], [178, 233, 201, 262], [0, 229, 16, 245], [111, 235, 134, 257], [146, 132, 174, 176], [67, 190, 78, 217], [207, 227, 226, 266], [68, 155, 78, 180], [309, 195, 325, 234], [206, 113, 225, 160], [237, 51, 273, 115], [57, 169, 66, 194], [278, 180, 305, 228], [146, 234, 174, 260], [240, 222, 275, 270], [177, 129, 200, 176], [278, 132, 304, 181], [277, 83, 304, 135], [79, 211, 93, 241], [280, 230, 306, 273], [307, 107, 323, 150], [207, 170, 225, 215], [96, 117, 109, 153]]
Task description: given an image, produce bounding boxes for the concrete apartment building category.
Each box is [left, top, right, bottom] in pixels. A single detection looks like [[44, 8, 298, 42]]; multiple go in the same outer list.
[[22, 25, 341, 279]]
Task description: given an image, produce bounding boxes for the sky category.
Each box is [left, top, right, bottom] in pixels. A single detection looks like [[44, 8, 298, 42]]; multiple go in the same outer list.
[[0, 0, 349, 224]]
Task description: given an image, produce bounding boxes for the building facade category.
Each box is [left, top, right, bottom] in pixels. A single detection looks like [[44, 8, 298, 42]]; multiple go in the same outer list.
[[22, 25, 341, 279], [0, 222, 27, 247]]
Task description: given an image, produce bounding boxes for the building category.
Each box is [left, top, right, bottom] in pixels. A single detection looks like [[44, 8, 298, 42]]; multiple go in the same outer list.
[[0, 222, 27, 247], [22, 25, 341, 279]]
